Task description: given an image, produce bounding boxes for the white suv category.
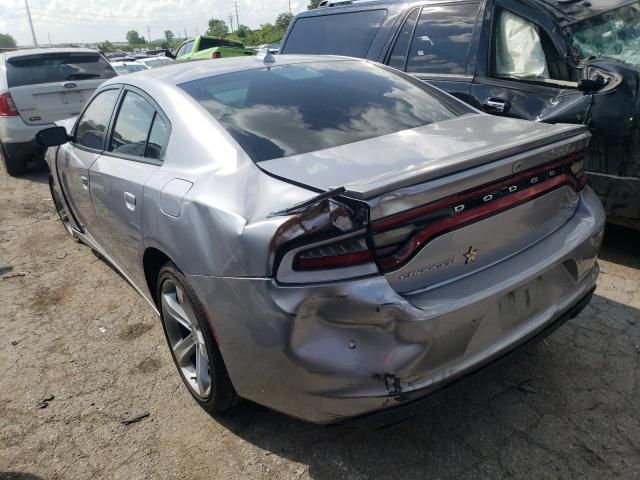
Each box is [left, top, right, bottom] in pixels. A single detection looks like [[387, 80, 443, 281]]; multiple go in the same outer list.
[[0, 48, 116, 175]]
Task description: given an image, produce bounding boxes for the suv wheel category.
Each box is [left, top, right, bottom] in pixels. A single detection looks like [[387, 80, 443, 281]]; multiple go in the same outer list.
[[1, 142, 27, 176]]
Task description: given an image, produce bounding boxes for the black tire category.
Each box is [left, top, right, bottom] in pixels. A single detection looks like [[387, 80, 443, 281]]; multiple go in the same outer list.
[[157, 262, 239, 413], [0, 142, 27, 176], [48, 175, 80, 242]]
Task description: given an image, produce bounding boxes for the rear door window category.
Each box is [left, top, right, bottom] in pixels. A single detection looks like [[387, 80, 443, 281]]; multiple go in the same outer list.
[[75, 88, 120, 150], [388, 8, 420, 70], [6, 52, 117, 88], [405, 3, 479, 75], [109, 91, 156, 158], [281, 10, 387, 58]]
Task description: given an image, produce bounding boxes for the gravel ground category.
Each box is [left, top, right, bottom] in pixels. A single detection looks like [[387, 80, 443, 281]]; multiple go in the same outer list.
[[1, 162, 639, 480]]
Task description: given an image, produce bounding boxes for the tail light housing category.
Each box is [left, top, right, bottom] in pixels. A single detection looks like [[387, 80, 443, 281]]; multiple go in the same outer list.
[[272, 197, 376, 284], [0, 92, 18, 116], [212, 52, 221, 59], [371, 152, 588, 272]]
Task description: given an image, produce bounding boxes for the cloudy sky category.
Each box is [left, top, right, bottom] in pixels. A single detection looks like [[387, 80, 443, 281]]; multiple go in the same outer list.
[[0, 0, 309, 46]]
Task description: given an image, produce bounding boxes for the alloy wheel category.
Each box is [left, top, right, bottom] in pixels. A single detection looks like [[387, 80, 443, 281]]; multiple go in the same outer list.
[[161, 279, 212, 398]]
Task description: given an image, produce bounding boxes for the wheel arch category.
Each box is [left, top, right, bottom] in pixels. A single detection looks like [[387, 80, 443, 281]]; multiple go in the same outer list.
[[142, 246, 174, 308]]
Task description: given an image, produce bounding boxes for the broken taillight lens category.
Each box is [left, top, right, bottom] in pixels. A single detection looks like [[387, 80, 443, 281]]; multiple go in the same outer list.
[[273, 197, 376, 283], [0, 92, 18, 116]]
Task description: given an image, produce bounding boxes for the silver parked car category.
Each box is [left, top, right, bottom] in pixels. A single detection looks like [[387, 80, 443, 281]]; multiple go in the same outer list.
[[38, 55, 605, 424]]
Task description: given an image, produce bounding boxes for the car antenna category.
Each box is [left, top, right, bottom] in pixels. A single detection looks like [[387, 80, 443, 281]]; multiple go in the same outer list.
[[256, 46, 276, 70]]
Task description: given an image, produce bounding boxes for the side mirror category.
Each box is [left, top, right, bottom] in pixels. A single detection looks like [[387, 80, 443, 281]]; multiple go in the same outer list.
[[36, 126, 71, 147], [165, 49, 175, 59]]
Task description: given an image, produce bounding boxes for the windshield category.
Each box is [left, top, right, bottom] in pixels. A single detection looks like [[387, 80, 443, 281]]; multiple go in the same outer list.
[[567, 2, 640, 66], [179, 60, 462, 163]]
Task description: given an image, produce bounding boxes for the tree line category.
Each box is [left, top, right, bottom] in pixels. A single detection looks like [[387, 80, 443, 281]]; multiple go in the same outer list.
[[3, 0, 323, 52]]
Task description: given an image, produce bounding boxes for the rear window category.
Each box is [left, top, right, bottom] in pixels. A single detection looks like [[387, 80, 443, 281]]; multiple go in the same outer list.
[[113, 64, 147, 74], [179, 60, 460, 163], [281, 10, 387, 58], [199, 38, 245, 50], [6, 52, 117, 88]]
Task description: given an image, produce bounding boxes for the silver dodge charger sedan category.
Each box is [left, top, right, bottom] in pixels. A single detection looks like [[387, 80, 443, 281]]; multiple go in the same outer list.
[[38, 54, 605, 424]]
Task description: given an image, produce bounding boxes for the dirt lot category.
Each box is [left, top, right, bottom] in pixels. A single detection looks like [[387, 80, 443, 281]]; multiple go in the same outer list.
[[0, 161, 639, 480]]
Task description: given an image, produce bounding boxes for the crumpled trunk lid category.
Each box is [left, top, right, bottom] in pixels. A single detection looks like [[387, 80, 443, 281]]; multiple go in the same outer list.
[[258, 114, 587, 201]]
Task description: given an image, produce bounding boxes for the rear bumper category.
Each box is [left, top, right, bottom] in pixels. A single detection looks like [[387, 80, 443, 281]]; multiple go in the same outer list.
[[188, 187, 606, 423], [2, 139, 44, 162], [0, 115, 54, 144], [342, 285, 596, 429]]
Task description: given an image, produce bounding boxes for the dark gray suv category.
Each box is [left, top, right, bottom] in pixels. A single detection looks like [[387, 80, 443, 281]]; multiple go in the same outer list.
[[280, 0, 640, 229]]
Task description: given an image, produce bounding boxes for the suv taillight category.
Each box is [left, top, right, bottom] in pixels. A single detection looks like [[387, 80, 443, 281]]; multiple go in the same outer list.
[[0, 92, 18, 116], [212, 52, 221, 59]]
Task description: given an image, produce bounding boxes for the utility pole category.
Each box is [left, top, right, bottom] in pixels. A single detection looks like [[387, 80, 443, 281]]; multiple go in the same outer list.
[[234, 1, 240, 29], [289, 0, 292, 14], [147, 25, 151, 44], [47, 32, 52, 46], [184, 26, 187, 39], [228, 13, 234, 33], [24, 0, 37, 47]]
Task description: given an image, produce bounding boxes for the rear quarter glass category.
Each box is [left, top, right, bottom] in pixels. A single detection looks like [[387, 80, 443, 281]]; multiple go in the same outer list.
[[282, 10, 387, 57], [6, 52, 117, 88], [178, 60, 462, 163]]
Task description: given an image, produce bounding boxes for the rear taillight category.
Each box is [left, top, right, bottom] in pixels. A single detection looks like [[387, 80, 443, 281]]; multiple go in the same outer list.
[[212, 52, 221, 59], [293, 237, 372, 270], [273, 197, 376, 284], [372, 152, 588, 272], [0, 92, 18, 116]]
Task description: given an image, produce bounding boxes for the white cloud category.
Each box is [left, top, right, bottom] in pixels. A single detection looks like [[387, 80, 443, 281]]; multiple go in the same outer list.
[[0, 0, 308, 46]]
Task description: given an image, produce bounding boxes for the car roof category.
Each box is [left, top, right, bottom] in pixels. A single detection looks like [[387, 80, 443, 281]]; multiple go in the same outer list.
[[525, 0, 635, 25], [1, 47, 100, 60], [296, 0, 634, 25], [105, 54, 359, 87], [296, 0, 636, 26]]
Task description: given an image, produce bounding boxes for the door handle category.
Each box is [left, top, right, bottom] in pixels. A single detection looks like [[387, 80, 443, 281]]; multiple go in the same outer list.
[[124, 192, 136, 211], [483, 98, 509, 113], [80, 175, 89, 189]]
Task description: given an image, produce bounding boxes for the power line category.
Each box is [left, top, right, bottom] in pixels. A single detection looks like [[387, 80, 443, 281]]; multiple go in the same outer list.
[[29, 6, 205, 20]]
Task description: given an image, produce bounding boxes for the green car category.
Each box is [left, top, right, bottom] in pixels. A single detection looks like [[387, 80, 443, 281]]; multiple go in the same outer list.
[[172, 36, 256, 61]]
